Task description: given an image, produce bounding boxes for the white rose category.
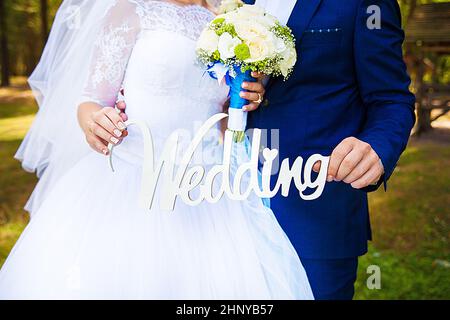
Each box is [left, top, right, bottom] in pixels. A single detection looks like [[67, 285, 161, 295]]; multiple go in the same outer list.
[[218, 32, 242, 59], [223, 10, 239, 24], [256, 13, 277, 28], [245, 39, 274, 62], [272, 34, 287, 54], [218, 0, 244, 14], [237, 4, 266, 17], [235, 20, 270, 42], [279, 45, 297, 77], [237, 5, 277, 27], [197, 29, 219, 54]]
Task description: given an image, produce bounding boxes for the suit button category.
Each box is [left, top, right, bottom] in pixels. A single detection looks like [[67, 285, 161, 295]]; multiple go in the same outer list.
[[263, 99, 270, 107]]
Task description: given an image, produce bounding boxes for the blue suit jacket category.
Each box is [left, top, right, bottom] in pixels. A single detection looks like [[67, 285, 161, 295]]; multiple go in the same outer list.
[[244, 0, 415, 258]]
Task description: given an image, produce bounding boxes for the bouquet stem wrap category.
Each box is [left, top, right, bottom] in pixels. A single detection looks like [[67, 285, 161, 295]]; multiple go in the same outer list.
[[227, 69, 256, 142], [197, 4, 297, 142]]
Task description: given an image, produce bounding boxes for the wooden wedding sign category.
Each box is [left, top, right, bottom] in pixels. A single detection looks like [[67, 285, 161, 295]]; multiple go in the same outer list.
[[109, 113, 329, 210]]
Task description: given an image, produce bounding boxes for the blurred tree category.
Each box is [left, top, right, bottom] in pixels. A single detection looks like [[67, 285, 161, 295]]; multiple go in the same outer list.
[[40, 0, 48, 45], [0, 0, 61, 79], [401, 0, 450, 134], [400, 0, 418, 22], [0, 0, 447, 84], [0, 0, 10, 86]]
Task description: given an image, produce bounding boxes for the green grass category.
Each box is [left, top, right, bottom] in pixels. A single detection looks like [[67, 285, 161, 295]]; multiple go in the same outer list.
[[0, 81, 38, 267], [355, 142, 450, 299], [0, 79, 449, 299], [356, 247, 450, 299]]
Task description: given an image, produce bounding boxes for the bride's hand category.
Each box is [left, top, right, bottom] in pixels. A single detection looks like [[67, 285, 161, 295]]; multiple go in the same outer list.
[[240, 71, 266, 112], [78, 102, 128, 155]]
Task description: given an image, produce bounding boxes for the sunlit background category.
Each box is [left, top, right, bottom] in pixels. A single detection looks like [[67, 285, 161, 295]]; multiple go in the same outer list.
[[0, 0, 449, 299]]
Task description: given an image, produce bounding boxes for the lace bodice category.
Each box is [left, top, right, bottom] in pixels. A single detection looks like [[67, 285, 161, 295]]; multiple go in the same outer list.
[[82, 0, 215, 107], [135, 0, 214, 41]]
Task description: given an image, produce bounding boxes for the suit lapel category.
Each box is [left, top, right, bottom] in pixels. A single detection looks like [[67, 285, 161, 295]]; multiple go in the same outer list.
[[262, 0, 321, 93], [242, 0, 322, 93], [258, 0, 297, 26], [288, 0, 322, 41]]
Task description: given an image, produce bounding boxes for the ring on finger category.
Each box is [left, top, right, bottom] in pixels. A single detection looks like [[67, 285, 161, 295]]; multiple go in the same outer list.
[[255, 93, 263, 104]]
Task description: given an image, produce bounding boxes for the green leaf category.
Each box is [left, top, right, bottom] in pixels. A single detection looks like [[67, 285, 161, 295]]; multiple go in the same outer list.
[[212, 50, 221, 61], [212, 17, 225, 25], [234, 43, 250, 61]]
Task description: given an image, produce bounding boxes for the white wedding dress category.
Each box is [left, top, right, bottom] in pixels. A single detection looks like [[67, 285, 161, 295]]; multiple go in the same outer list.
[[0, 0, 313, 300]]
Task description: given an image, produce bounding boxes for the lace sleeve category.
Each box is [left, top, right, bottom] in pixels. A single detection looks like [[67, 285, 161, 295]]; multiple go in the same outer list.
[[81, 0, 141, 107]]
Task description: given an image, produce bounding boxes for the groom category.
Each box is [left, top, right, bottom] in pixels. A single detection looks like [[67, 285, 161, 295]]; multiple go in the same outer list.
[[115, 0, 415, 299], [241, 0, 415, 299]]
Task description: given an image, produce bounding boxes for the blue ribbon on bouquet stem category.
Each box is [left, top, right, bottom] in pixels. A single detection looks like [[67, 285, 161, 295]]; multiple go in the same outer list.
[[207, 62, 256, 142]]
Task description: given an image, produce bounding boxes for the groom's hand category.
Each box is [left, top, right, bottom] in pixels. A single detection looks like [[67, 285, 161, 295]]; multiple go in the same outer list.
[[240, 72, 266, 112], [315, 137, 384, 189]]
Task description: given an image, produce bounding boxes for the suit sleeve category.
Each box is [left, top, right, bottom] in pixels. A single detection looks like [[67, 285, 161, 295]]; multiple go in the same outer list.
[[354, 0, 416, 191]]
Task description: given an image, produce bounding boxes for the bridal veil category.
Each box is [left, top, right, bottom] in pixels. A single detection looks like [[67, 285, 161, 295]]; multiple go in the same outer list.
[[16, 0, 225, 216]]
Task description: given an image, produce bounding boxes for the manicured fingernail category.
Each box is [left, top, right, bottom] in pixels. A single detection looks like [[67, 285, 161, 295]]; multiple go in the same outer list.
[[111, 137, 119, 144], [102, 149, 109, 155], [327, 175, 333, 182], [240, 92, 245, 98], [114, 129, 122, 137], [242, 83, 248, 89], [243, 106, 248, 111], [117, 122, 126, 130]]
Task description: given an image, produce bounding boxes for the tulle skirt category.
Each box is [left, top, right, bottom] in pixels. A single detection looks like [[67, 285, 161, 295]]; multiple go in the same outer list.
[[0, 145, 313, 300]]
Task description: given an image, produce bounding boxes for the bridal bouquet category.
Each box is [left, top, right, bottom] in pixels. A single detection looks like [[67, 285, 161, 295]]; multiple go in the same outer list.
[[196, 3, 297, 142]]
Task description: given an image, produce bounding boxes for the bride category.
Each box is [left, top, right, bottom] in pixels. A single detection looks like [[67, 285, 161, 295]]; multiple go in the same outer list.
[[0, 0, 313, 299]]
